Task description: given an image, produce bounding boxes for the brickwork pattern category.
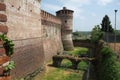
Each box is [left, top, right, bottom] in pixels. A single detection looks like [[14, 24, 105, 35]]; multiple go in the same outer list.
[[0, 2, 11, 80], [1, 1, 74, 80], [41, 10, 61, 24], [11, 38, 45, 78], [3, 0, 45, 79], [0, 14, 7, 22], [41, 10, 63, 61], [0, 2, 6, 11], [56, 7, 74, 50]]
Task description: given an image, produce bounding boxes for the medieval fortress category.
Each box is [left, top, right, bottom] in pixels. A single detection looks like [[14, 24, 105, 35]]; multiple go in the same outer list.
[[0, 0, 74, 79]]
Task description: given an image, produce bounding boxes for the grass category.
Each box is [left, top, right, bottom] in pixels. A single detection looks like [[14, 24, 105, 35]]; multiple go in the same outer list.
[[64, 47, 89, 56], [34, 47, 89, 80], [41, 68, 84, 80], [34, 60, 85, 80]]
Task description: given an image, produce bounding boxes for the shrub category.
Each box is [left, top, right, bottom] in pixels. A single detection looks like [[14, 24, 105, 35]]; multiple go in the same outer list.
[[78, 61, 88, 71], [98, 46, 120, 80], [61, 59, 72, 68], [0, 34, 14, 56]]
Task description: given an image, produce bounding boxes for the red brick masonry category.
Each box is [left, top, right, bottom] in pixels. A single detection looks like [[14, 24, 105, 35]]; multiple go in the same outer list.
[[0, 2, 6, 11], [0, 14, 7, 22]]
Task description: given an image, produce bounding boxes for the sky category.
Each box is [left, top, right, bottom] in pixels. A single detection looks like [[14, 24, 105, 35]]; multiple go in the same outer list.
[[41, 0, 120, 31]]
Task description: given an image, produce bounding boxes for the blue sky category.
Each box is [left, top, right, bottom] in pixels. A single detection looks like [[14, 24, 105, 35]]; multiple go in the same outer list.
[[41, 0, 120, 31]]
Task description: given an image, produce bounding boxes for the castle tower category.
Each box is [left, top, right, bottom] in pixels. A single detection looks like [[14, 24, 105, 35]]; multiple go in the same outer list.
[[56, 7, 74, 50]]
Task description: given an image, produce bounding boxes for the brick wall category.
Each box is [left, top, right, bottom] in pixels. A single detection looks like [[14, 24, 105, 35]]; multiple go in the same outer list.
[[0, 0, 72, 79], [2, 0, 45, 79], [41, 10, 63, 61], [12, 38, 44, 78], [0, 1, 11, 80]]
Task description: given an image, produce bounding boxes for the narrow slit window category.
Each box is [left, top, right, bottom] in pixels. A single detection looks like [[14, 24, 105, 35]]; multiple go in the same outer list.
[[65, 20, 67, 23]]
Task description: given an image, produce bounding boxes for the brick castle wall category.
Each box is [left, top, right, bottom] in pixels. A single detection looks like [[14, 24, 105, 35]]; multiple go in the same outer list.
[[0, 0, 73, 79], [0, 1, 11, 80], [2, 0, 45, 78], [41, 10, 63, 61]]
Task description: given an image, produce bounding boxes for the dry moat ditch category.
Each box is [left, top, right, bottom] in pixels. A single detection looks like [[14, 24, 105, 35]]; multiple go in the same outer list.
[[33, 47, 97, 80], [33, 60, 97, 80]]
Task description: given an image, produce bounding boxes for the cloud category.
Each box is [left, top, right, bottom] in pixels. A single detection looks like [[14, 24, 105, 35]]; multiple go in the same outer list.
[[98, 0, 113, 6], [58, 0, 91, 18]]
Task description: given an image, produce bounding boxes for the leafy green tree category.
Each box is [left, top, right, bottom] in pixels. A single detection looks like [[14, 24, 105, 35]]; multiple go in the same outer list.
[[101, 15, 114, 33], [73, 31, 81, 37], [72, 31, 81, 40], [91, 25, 103, 43]]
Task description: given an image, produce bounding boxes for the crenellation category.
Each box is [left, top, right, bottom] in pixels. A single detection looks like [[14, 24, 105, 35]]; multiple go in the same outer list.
[[41, 10, 61, 24]]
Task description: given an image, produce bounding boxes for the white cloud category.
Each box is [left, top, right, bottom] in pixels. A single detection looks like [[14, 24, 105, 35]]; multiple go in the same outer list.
[[58, 0, 91, 18], [98, 0, 113, 6]]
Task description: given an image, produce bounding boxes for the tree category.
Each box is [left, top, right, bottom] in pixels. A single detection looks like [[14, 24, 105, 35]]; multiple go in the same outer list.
[[101, 15, 114, 33], [72, 31, 81, 40], [91, 25, 103, 43]]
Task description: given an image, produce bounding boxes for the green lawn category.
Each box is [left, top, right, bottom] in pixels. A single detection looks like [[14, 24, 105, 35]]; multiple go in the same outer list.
[[41, 68, 84, 80], [34, 47, 89, 80], [64, 47, 89, 56], [35, 60, 87, 80]]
